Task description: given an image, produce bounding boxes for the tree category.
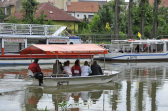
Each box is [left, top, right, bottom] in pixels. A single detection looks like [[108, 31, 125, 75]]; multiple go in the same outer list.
[[114, 0, 120, 39], [127, 0, 133, 39], [0, 8, 7, 22], [151, 0, 161, 38], [88, 14, 101, 33], [140, 0, 149, 37], [35, 11, 47, 24], [21, 0, 39, 23]]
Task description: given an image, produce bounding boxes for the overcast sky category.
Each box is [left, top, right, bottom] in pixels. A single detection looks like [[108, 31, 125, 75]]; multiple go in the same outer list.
[[95, 0, 129, 2]]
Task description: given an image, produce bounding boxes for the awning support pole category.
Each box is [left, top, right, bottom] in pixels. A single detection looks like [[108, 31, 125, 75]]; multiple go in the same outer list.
[[104, 54, 105, 70], [31, 51, 32, 63], [78, 55, 80, 60], [91, 55, 93, 65], [56, 55, 58, 78]]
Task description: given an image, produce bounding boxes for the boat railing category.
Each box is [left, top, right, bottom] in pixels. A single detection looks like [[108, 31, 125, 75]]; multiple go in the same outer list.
[[0, 23, 62, 36]]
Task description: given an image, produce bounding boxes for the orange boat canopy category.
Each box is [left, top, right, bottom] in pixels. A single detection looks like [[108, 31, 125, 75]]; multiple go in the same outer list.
[[20, 44, 108, 55]]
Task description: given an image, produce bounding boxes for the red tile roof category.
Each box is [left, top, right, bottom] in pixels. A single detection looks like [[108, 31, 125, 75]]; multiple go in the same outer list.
[[0, 0, 18, 7], [67, 2, 99, 13], [5, 2, 80, 22], [149, 0, 168, 7]]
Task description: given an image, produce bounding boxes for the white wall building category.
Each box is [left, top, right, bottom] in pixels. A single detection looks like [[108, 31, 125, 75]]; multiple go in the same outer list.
[[66, 1, 99, 20]]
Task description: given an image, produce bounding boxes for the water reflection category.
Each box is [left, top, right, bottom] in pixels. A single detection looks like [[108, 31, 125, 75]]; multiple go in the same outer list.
[[25, 87, 43, 111], [1, 62, 168, 111]]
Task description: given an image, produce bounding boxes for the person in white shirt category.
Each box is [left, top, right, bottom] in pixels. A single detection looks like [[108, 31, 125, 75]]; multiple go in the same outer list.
[[85, 37, 92, 44], [81, 37, 84, 44], [63, 61, 72, 77], [81, 61, 92, 76]]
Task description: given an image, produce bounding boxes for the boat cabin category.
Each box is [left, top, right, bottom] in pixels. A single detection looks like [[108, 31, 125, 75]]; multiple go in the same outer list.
[[110, 39, 168, 54]]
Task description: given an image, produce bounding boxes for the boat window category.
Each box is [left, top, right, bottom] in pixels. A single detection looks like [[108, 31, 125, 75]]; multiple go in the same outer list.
[[167, 43, 168, 51], [157, 44, 163, 52]]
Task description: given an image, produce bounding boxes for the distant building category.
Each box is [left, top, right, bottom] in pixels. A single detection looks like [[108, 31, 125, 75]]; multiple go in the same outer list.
[[0, 0, 22, 15], [149, 0, 168, 7], [66, 1, 99, 20], [4, 3, 80, 31], [78, 0, 107, 6], [36, 0, 78, 11]]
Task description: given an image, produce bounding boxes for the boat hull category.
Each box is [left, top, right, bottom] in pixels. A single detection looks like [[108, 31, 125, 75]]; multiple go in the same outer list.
[[31, 72, 118, 87], [99, 53, 168, 61]]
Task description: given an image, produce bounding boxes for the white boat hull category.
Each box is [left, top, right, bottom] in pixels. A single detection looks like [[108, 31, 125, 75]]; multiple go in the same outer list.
[[31, 71, 119, 87], [99, 53, 168, 60]]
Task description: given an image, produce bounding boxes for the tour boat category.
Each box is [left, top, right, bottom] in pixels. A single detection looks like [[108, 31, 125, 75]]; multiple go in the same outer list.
[[0, 23, 83, 65], [99, 39, 168, 61], [23, 44, 119, 86]]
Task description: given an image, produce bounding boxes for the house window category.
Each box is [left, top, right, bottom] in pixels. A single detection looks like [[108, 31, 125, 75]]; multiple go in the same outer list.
[[88, 15, 94, 19], [77, 15, 79, 17]]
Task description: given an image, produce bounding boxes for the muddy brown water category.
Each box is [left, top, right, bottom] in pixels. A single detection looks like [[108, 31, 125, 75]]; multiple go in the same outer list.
[[0, 62, 168, 111]]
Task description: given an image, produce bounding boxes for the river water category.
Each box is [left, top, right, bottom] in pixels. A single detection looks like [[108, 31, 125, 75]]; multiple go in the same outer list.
[[0, 62, 168, 111]]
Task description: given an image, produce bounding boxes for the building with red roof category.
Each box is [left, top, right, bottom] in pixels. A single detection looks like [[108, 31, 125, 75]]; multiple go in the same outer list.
[[4, 2, 80, 31], [0, 0, 22, 15], [65, 1, 99, 20]]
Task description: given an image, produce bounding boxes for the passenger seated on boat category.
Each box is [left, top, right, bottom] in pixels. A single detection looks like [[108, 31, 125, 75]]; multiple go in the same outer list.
[[81, 61, 92, 76], [71, 59, 81, 76], [119, 49, 123, 53], [63, 61, 72, 77], [160, 49, 163, 53], [28, 58, 43, 86], [90, 61, 103, 75], [53, 60, 64, 74], [135, 45, 139, 52]]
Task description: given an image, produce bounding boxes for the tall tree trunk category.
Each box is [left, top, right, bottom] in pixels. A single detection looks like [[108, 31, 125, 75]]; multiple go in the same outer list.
[[114, 0, 120, 39], [151, 0, 159, 39], [127, 0, 133, 39], [140, 0, 145, 38]]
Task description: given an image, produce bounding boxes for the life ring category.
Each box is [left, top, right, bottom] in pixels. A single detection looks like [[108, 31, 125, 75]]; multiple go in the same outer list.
[[128, 39, 135, 41]]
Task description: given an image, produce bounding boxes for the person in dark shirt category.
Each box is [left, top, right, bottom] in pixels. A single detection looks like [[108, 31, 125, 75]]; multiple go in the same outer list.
[[28, 58, 41, 73], [28, 58, 43, 86], [90, 61, 103, 75]]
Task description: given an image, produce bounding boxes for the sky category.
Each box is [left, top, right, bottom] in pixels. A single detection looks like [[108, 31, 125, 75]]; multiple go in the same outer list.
[[99, 0, 129, 1]]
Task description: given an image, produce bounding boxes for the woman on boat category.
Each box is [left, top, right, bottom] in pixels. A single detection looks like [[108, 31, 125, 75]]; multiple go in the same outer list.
[[71, 59, 81, 76], [63, 61, 72, 77], [81, 61, 92, 76], [90, 61, 103, 75]]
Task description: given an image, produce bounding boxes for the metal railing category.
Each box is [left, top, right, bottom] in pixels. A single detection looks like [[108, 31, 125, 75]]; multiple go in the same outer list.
[[0, 23, 61, 35], [75, 34, 141, 44]]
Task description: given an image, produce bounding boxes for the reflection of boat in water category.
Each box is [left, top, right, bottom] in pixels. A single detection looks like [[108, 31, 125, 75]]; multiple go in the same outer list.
[[42, 82, 117, 94], [23, 44, 119, 87], [26, 82, 117, 111], [99, 39, 168, 61]]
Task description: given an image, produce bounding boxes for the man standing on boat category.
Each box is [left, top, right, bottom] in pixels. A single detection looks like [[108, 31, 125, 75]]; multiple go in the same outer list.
[[28, 58, 43, 86], [86, 37, 92, 44]]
